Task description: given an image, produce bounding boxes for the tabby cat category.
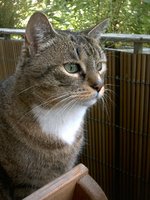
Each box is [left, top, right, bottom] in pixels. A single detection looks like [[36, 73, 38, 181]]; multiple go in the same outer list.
[[0, 12, 109, 199]]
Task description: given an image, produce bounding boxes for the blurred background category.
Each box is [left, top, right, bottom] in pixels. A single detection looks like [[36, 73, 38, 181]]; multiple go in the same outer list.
[[0, 0, 150, 33]]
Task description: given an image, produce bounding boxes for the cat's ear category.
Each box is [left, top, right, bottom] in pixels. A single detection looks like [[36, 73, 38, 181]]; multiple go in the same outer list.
[[84, 19, 109, 40], [25, 12, 56, 55]]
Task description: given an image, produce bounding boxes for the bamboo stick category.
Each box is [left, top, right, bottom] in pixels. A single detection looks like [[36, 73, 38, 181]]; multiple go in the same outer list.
[[126, 53, 131, 176], [92, 104, 97, 181], [109, 50, 115, 196], [130, 54, 136, 178], [123, 52, 127, 174], [142, 54, 149, 183], [138, 55, 146, 184], [0, 40, 5, 80], [135, 54, 141, 179], [112, 51, 116, 199], [120, 52, 123, 177], [145, 54, 150, 185]]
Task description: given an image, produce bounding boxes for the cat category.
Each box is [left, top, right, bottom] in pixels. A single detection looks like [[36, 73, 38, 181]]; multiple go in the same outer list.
[[0, 12, 109, 199]]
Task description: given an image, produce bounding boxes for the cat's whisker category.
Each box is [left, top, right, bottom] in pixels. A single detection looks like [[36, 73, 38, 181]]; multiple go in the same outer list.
[[47, 91, 89, 112], [105, 89, 115, 97], [104, 88, 116, 97], [103, 89, 116, 118], [101, 96, 110, 117], [52, 91, 89, 116], [63, 100, 78, 117], [98, 95, 109, 118], [17, 93, 70, 123], [104, 91, 114, 105], [53, 96, 78, 116], [21, 92, 82, 122], [58, 98, 77, 116], [35, 92, 70, 105], [48, 97, 74, 116], [104, 83, 116, 88], [17, 85, 37, 95], [35, 93, 70, 108]]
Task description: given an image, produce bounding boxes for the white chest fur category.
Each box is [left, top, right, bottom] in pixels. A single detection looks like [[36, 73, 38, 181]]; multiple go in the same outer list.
[[32, 105, 87, 145]]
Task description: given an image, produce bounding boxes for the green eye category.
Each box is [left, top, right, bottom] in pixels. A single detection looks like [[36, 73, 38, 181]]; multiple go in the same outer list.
[[97, 62, 103, 71], [64, 63, 80, 74]]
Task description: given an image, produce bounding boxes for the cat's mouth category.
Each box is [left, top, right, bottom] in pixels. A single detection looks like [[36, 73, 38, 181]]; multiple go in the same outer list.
[[80, 86, 105, 107], [99, 85, 105, 97]]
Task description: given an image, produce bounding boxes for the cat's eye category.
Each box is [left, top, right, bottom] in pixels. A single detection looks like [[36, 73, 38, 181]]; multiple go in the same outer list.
[[97, 62, 103, 71], [64, 63, 80, 74]]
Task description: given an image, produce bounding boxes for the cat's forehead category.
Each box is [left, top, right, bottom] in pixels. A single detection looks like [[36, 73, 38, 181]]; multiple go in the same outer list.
[[56, 31, 105, 60], [38, 30, 106, 67]]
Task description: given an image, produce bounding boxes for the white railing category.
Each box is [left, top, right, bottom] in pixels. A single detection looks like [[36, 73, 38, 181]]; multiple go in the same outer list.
[[0, 28, 150, 54]]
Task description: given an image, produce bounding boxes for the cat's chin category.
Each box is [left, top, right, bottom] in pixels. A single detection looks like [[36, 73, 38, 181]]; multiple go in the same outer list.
[[80, 89, 104, 107], [80, 94, 99, 107], [81, 99, 97, 107]]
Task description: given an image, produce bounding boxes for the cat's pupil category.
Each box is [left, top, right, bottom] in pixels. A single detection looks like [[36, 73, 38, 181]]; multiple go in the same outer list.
[[64, 63, 80, 74]]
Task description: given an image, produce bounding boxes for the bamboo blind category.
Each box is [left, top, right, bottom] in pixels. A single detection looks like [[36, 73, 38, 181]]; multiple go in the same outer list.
[[81, 50, 150, 200], [0, 40, 150, 200], [0, 40, 22, 80]]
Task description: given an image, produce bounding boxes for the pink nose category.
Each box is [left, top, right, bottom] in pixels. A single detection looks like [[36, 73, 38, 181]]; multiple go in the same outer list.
[[91, 83, 103, 93]]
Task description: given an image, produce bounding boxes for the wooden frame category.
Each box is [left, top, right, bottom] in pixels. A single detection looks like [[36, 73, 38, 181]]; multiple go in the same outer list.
[[23, 164, 107, 200]]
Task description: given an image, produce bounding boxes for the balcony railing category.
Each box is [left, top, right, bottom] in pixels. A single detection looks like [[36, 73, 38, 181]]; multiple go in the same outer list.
[[0, 28, 150, 53]]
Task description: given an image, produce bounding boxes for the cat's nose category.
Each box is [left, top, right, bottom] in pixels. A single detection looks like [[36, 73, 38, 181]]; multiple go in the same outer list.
[[87, 72, 103, 93], [91, 82, 103, 93]]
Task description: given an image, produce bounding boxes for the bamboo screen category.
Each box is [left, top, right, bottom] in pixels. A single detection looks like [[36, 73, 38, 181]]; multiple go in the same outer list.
[[81, 50, 150, 200], [0, 39, 150, 200], [0, 40, 22, 80]]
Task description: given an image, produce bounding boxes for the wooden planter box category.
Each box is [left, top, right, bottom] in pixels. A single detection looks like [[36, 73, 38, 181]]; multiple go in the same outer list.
[[23, 164, 107, 200]]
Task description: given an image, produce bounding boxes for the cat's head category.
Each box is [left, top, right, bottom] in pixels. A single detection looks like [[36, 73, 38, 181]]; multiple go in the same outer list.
[[17, 12, 109, 108]]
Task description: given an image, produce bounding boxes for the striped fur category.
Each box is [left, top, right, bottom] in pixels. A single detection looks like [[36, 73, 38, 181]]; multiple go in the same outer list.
[[0, 12, 108, 199]]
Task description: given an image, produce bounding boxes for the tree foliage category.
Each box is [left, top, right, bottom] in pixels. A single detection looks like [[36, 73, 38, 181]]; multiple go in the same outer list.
[[0, 0, 33, 28], [0, 0, 150, 34]]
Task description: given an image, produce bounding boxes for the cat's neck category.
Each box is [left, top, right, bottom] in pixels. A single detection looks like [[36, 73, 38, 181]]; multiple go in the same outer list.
[[2, 79, 87, 145], [32, 104, 87, 145]]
